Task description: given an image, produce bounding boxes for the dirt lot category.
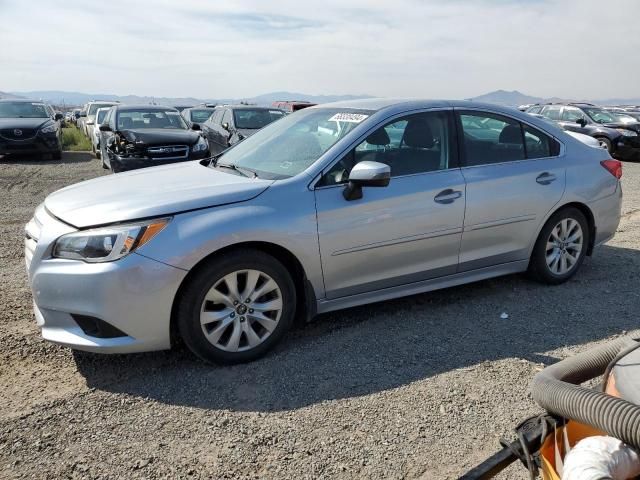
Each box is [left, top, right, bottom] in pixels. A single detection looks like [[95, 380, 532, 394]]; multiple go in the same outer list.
[[1, 152, 639, 479]]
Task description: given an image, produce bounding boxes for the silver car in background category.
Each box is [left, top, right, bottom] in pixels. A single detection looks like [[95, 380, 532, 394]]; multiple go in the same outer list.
[[25, 99, 622, 364]]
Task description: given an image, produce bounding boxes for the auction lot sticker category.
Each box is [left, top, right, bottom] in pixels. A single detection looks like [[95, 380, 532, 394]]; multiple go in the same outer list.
[[329, 113, 369, 123]]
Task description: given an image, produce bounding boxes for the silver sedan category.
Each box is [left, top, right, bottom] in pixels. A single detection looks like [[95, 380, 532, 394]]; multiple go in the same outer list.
[[25, 99, 622, 363]]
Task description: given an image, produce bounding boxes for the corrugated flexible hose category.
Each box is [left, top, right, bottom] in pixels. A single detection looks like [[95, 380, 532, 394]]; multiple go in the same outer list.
[[530, 332, 640, 450]]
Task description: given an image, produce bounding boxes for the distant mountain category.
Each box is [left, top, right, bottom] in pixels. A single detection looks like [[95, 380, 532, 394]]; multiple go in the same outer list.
[[0, 91, 24, 100], [468, 89, 640, 107], [9, 90, 372, 108]]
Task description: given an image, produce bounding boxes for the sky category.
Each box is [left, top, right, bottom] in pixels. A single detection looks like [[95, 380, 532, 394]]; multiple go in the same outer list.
[[1, 0, 639, 100]]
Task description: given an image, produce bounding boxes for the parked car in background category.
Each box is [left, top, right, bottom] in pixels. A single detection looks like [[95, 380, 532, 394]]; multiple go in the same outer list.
[[272, 100, 317, 113], [527, 113, 607, 149], [528, 103, 640, 160], [98, 104, 209, 172], [606, 107, 640, 123], [201, 105, 285, 154], [25, 99, 622, 364], [91, 107, 111, 158], [83, 101, 119, 137], [181, 106, 216, 128], [173, 105, 193, 113], [0, 99, 63, 159], [76, 106, 87, 130]]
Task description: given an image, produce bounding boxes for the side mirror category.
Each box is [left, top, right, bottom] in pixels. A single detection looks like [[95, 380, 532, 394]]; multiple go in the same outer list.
[[80, 112, 87, 118], [99, 124, 112, 132], [576, 118, 587, 127], [191, 123, 201, 131], [55, 113, 64, 121], [343, 161, 391, 201], [222, 122, 229, 131]]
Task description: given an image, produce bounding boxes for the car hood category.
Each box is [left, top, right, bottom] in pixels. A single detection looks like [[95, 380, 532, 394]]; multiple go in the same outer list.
[[601, 122, 640, 132], [120, 128, 201, 146], [0, 118, 51, 129], [45, 161, 274, 228]]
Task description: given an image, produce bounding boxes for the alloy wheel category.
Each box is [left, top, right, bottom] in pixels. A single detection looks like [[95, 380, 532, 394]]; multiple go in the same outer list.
[[545, 218, 583, 275], [200, 269, 283, 352]]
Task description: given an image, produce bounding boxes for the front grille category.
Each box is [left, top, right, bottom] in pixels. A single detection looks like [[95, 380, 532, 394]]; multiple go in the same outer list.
[[0, 128, 37, 141], [147, 145, 189, 160], [24, 208, 44, 271]]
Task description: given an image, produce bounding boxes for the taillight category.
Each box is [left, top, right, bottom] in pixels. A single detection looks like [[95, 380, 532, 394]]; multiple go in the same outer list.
[[600, 159, 622, 179]]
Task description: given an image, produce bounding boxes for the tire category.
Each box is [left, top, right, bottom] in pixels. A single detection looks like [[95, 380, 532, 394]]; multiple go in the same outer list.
[[177, 249, 296, 364], [595, 136, 612, 153], [528, 207, 589, 285]]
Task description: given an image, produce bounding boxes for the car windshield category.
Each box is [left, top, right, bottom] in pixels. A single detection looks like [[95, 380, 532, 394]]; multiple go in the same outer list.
[[88, 103, 115, 116], [583, 108, 617, 124], [0, 102, 49, 118], [190, 109, 214, 123], [116, 109, 187, 130], [96, 109, 109, 124], [212, 108, 373, 179], [233, 109, 285, 129]]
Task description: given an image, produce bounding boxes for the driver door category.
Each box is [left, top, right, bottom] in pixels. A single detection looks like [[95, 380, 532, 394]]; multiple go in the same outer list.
[[314, 110, 466, 299]]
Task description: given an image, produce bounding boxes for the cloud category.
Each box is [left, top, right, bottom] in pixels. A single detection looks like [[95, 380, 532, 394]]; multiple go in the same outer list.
[[1, 0, 638, 99]]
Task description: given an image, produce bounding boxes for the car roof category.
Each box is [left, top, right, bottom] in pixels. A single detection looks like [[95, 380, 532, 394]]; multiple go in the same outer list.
[[310, 98, 531, 116], [220, 105, 284, 111], [113, 104, 179, 111]]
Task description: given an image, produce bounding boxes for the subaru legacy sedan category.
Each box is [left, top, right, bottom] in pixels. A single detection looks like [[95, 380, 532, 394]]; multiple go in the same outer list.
[[25, 99, 622, 364]]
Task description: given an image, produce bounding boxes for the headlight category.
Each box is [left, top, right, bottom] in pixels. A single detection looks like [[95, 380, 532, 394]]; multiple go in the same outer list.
[[617, 129, 638, 137], [52, 218, 170, 263], [192, 136, 208, 152], [40, 123, 57, 134]]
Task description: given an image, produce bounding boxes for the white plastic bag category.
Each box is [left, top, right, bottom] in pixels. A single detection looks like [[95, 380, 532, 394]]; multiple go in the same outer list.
[[562, 436, 640, 480]]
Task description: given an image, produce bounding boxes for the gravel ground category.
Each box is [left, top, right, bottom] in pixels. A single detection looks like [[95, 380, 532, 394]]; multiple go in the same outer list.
[[1, 152, 639, 479]]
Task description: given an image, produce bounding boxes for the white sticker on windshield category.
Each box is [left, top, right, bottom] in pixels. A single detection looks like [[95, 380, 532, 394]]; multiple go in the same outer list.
[[328, 113, 369, 123]]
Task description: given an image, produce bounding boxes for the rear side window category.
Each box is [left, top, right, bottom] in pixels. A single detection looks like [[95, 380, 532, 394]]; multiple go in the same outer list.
[[458, 111, 560, 166], [459, 112, 525, 166], [542, 106, 562, 120]]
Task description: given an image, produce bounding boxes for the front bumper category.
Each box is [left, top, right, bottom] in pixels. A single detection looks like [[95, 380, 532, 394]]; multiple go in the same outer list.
[[0, 133, 61, 156], [25, 205, 188, 353], [111, 149, 209, 172]]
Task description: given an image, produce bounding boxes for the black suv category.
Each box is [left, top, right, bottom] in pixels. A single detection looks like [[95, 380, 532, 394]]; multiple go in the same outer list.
[[201, 105, 285, 155], [0, 99, 63, 159], [98, 105, 209, 172], [527, 103, 640, 160]]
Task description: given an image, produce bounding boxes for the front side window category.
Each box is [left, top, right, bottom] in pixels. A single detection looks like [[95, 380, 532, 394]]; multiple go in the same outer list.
[[88, 103, 115, 116], [116, 109, 187, 130], [321, 111, 452, 185], [561, 107, 585, 122], [233, 109, 285, 129], [190, 109, 214, 123]]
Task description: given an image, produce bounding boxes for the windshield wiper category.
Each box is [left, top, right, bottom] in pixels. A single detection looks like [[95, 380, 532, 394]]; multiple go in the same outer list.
[[216, 162, 258, 178]]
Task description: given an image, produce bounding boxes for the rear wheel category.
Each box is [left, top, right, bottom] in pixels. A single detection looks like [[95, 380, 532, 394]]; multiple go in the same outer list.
[[177, 249, 296, 364], [529, 207, 589, 284]]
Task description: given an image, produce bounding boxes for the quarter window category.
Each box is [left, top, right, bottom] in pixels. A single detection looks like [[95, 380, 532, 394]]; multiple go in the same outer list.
[[321, 111, 452, 185]]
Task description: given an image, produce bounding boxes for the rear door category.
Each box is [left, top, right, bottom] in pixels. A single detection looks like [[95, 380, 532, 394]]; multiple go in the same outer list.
[[315, 109, 466, 299], [455, 110, 565, 271]]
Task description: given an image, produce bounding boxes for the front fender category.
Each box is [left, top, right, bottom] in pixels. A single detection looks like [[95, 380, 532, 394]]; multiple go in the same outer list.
[[136, 183, 325, 298]]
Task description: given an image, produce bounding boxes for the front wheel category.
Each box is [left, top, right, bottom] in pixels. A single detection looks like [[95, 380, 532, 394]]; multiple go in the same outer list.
[[595, 136, 612, 153], [176, 249, 296, 364], [528, 208, 589, 284]]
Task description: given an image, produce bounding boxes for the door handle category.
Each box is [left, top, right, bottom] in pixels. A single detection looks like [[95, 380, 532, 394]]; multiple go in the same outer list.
[[434, 189, 462, 204], [536, 172, 557, 185]]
